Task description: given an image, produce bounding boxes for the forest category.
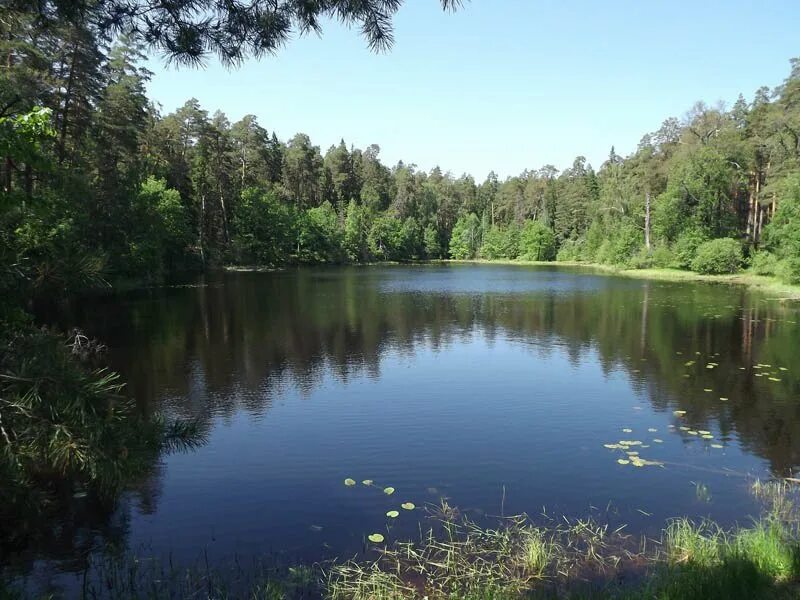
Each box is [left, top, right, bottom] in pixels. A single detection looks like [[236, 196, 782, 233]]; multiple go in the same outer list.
[[3, 13, 800, 289]]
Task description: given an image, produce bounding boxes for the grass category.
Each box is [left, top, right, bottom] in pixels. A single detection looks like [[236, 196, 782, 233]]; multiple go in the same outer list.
[[5, 482, 800, 599], [327, 483, 800, 600]]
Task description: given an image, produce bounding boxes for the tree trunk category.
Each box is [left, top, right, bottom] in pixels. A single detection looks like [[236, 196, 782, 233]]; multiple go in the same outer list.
[[219, 191, 230, 243], [58, 39, 80, 164], [199, 194, 206, 265], [745, 172, 756, 241], [644, 191, 651, 250]]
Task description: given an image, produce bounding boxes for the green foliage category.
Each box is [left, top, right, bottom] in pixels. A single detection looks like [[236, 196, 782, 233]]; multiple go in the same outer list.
[[556, 239, 584, 262], [480, 224, 520, 259], [0, 326, 205, 551], [343, 200, 370, 262], [593, 223, 641, 266], [449, 213, 481, 259], [298, 201, 344, 263], [368, 214, 404, 261], [691, 238, 744, 275], [762, 174, 800, 284], [628, 244, 676, 270], [777, 256, 800, 285], [673, 227, 710, 269], [127, 177, 194, 278], [232, 188, 296, 265], [423, 225, 441, 259], [519, 221, 556, 261], [21, 1, 463, 66], [0, 107, 54, 167], [750, 251, 780, 276]]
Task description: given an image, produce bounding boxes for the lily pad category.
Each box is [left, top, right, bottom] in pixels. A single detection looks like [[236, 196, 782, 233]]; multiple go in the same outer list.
[[653, 438, 663, 443], [622, 428, 633, 433], [368, 533, 385, 543], [344, 478, 356, 486], [401, 502, 415, 510], [711, 444, 724, 449], [648, 428, 658, 432], [386, 510, 399, 518], [617, 459, 630, 465], [674, 410, 687, 416], [362, 479, 373, 486], [383, 487, 395, 495]]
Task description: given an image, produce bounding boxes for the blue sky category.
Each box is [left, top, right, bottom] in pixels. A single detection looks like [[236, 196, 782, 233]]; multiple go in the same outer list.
[[144, 0, 800, 180]]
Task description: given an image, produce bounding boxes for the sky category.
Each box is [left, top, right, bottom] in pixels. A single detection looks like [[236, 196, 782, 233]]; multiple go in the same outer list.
[[144, 0, 800, 181]]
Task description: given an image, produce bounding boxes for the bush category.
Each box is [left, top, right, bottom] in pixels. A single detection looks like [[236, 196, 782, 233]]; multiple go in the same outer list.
[[628, 245, 674, 270], [778, 256, 800, 284], [593, 224, 641, 266], [750, 251, 779, 276], [690, 238, 743, 275], [673, 227, 709, 269], [556, 239, 584, 262]]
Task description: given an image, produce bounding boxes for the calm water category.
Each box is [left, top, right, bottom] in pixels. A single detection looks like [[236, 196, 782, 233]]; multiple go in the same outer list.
[[13, 264, 800, 586]]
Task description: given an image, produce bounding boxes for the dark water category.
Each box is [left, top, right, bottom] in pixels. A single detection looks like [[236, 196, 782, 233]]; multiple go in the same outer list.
[[12, 264, 800, 587]]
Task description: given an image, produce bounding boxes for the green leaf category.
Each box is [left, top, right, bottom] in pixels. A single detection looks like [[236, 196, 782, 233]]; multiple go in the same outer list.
[[368, 533, 385, 543]]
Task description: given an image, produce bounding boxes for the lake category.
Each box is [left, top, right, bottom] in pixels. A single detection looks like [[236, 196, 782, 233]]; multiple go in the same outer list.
[[12, 264, 800, 588]]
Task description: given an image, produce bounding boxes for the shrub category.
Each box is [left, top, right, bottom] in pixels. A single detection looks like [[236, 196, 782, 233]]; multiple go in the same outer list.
[[750, 251, 779, 276], [628, 245, 674, 269], [778, 256, 800, 285], [691, 238, 743, 275], [556, 239, 584, 262], [673, 227, 709, 269], [593, 224, 641, 266]]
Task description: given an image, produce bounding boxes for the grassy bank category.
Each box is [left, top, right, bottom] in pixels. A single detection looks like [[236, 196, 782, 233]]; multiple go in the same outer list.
[[8, 481, 800, 600], [445, 259, 800, 299]]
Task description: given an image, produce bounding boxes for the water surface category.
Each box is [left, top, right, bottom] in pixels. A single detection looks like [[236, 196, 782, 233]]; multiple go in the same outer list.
[[15, 264, 800, 585]]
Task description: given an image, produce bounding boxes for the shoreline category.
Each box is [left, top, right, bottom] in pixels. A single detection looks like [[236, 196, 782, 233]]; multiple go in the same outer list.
[[224, 260, 800, 299], [443, 259, 800, 298]]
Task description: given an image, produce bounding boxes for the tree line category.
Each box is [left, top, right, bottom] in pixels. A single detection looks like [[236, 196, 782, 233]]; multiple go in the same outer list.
[[4, 31, 800, 288]]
